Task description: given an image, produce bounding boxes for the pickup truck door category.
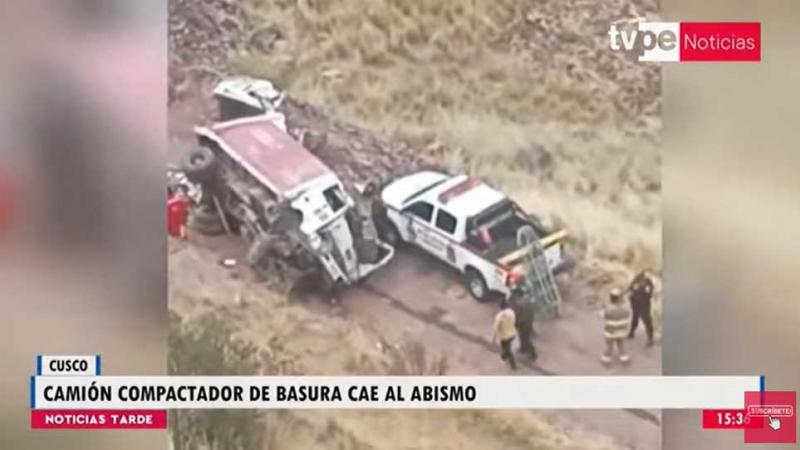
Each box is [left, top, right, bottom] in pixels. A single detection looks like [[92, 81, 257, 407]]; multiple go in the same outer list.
[[403, 201, 449, 260], [432, 208, 459, 266]]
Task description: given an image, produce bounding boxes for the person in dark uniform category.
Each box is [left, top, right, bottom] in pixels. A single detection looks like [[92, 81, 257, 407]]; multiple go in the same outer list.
[[627, 271, 655, 346], [511, 291, 537, 361]]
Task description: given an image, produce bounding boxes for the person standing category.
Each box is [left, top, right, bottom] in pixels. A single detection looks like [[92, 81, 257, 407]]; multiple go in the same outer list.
[[511, 292, 537, 361], [627, 271, 655, 346], [602, 288, 631, 364], [493, 300, 518, 370], [167, 189, 189, 239]]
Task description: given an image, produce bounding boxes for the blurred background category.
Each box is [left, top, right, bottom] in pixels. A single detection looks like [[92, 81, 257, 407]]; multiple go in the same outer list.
[[662, 0, 800, 448], [0, 0, 797, 449], [0, 0, 167, 449]]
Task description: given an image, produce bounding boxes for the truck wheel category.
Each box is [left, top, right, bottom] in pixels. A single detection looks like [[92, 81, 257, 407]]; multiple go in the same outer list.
[[464, 268, 488, 301], [182, 147, 217, 185]]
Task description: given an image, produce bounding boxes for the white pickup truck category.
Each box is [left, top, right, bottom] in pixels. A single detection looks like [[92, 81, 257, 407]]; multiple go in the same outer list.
[[377, 171, 569, 301]]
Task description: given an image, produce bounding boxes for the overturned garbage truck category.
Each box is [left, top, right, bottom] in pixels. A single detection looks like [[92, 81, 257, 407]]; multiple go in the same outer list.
[[182, 98, 394, 289]]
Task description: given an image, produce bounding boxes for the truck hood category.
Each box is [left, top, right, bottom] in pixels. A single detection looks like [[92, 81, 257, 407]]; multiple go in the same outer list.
[[381, 171, 448, 209]]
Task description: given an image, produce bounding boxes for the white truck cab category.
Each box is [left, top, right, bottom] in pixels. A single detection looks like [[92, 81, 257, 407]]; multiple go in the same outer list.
[[380, 171, 568, 301]]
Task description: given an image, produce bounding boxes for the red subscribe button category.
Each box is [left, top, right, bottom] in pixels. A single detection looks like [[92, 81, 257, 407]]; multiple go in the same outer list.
[[31, 410, 167, 429]]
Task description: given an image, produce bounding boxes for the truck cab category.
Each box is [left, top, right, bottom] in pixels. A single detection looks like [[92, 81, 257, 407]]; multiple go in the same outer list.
[[379, 171, 568, 301]]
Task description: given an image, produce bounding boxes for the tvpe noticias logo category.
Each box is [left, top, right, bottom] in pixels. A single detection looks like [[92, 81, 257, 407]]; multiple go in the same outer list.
[[608, 21, 760, 62]]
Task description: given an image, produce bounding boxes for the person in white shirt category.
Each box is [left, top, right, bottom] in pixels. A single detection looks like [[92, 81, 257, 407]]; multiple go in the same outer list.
[[493, 300, 518, 370]]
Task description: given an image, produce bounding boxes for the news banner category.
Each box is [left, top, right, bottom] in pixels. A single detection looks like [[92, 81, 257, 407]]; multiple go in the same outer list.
[[31, 355, 795, 443]]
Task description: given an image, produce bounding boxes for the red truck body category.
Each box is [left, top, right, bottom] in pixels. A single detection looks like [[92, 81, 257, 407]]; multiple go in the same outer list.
[[198, 117, 332, 198]]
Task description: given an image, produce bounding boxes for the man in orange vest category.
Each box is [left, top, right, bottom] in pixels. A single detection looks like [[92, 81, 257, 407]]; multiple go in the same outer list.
[[602, 288, 632, 364]]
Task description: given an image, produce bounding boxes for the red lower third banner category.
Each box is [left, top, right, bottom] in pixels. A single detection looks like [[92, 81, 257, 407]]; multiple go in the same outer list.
[[702, 409, 764, 429], [31, 410, 167, 429]]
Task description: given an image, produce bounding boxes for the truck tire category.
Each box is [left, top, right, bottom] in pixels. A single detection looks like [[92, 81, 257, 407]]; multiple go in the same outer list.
[[246, 234, 271, 266], [182, 147, 217, 185], [464, 268, 488, 302]]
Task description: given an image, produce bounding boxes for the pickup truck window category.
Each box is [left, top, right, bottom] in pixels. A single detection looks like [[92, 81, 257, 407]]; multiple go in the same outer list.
[[405, 201, 434, 222], [435, 209, 457, 234], [472, 199, 514, 229]]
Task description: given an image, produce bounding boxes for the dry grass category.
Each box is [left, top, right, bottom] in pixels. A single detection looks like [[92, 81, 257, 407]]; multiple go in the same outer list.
[[232, 0, 661, 278], [234, 0, 658, 137]]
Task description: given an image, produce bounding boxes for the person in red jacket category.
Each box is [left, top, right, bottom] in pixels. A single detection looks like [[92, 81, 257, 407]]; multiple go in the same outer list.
[[167, 190, 189, 239]]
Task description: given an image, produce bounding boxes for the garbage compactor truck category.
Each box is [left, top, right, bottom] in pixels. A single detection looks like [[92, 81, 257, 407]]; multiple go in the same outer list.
[[182, 114, 394, 289]]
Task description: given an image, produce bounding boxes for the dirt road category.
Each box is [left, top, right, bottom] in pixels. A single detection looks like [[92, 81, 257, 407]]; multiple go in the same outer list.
[[341, 247, 661, 377], [314, 246, 662, 448], [170, 231, 661, 449]]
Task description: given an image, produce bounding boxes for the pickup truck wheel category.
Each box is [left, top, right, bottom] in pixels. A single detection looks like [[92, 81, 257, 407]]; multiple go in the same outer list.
[[464, 268, 488, 301]]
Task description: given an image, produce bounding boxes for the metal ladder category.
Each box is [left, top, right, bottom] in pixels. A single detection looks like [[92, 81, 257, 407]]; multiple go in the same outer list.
[[518, 239, 561, 318]]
